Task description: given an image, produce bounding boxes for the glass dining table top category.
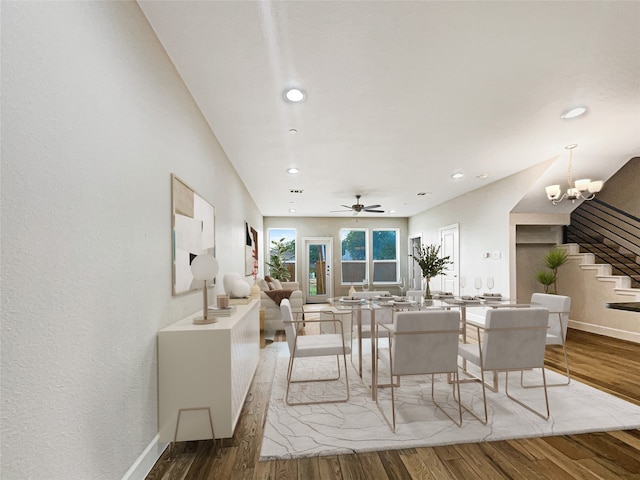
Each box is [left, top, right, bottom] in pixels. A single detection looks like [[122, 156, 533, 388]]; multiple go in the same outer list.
[[328, 295, 516, 310]]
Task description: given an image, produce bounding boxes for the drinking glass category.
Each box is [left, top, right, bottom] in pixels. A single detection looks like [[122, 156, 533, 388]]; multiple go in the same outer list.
[[362, 279, 369, 292], [474, 277, 482, 297], [487, 277, 495, 294], [459, 276, 466, 296], [399, 276, 406, 296]]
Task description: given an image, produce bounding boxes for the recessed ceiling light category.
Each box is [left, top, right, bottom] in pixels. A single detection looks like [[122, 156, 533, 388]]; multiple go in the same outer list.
[[289, 209, 296, 213], [451, 172, 464, 179], [560, 106, 588, 119], [289, 128, 298, 134], [287, 168, 299, 174], [283, 88, 306, 103], [388, 210, 396, 214], [477, 173, 489, 179]]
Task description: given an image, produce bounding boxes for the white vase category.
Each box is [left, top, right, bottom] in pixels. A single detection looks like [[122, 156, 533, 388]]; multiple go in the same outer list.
[[231, 279, 251, 298], [223, 273, 241, 295]]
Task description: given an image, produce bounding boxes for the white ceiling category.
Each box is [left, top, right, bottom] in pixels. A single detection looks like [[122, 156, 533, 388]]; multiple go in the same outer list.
[[139, 1, 640, 217]]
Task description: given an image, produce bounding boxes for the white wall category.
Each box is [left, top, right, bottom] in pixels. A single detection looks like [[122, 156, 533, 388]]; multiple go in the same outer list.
[[408, 162, 552, 298], [559, 257, 640, 343], [1, 2, 261, 479]]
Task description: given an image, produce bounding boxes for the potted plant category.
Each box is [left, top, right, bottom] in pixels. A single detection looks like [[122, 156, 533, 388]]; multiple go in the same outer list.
[[266, 237, 294, 281], [410, 244, 452, 299], [535, 270, 555, 294], [535, 247, 568, 294]]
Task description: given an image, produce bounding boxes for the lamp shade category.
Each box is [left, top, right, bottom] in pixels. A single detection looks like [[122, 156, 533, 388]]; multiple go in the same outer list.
[[545, 185, 561, 200], [191, 254, 219, 281], [575, 179, 591, 192], [588, 180, 604, 193]]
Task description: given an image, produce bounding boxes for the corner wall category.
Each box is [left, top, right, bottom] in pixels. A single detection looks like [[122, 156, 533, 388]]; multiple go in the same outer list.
[[1, 2, 261, 479], [558, 257, 640, 343], [408, 162, 552, 298]]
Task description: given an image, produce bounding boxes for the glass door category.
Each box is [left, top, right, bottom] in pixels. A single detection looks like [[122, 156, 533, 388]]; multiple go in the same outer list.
[[303, 237, 333, 303]]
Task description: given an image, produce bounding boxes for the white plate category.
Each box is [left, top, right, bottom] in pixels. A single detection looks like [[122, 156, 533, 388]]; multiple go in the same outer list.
[[376, 301, 394, 306], [340, 298, 364, 304], [391, 300, 416, 306]]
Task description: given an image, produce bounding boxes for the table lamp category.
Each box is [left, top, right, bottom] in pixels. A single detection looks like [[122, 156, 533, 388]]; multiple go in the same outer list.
[[191, 254, 219, 325]]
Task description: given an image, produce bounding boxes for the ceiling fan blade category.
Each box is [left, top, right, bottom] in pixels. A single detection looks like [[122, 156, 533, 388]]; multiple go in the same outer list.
[[363, 204, 381, 209], [330, 209, 353, 213], [340, 205, 353, 209], [364, 209, 385, 213]]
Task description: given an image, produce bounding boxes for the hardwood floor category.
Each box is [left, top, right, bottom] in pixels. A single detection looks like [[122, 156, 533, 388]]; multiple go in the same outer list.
[[146, 321, 640, 480]]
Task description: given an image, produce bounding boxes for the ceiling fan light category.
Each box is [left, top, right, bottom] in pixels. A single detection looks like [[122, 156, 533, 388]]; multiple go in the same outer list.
[[588, 180, 603, 193], [575, 179, 591, 191]]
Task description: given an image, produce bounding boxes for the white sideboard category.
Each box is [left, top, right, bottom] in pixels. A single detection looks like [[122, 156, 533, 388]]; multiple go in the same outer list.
[[158, 299, 260, 442]]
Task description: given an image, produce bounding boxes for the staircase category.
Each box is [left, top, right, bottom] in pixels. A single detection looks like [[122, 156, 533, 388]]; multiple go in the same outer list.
[[565, 199, 640, 290]]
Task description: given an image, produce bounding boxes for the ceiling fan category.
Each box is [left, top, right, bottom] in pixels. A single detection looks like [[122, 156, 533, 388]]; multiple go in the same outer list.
[[332, 194, 384, 214]]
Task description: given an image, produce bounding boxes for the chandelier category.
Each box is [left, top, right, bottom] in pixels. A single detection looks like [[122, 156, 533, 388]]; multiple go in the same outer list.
[[545, 144, 603, 205]]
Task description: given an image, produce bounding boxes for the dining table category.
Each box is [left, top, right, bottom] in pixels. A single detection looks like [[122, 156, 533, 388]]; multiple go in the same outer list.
[[326, 294, 523, 399]]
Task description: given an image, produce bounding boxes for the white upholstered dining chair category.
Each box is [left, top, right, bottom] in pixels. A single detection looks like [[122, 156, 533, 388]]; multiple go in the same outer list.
[[375, 310, 462, 432], [280, 299, 351, 406], [527, 293, 572, 387], [458, 307, 551, 423]]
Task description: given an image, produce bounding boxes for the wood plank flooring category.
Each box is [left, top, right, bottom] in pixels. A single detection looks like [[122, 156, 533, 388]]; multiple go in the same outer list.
[[146, 315, 640, 480]]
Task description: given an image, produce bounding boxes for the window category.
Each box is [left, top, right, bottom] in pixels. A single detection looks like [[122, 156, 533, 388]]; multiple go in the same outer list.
[[340, 229, 367, 284], [267, 228, 296, 281], [340, 228, 400, 285], [372, 229, 399, 284]]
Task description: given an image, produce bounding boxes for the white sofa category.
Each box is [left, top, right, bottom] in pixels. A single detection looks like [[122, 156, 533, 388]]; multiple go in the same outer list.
[[259, 280, 304, 331]]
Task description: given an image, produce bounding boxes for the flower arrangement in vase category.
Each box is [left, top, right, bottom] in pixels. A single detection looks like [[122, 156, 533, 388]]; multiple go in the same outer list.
[[410, 244, 452, 299]]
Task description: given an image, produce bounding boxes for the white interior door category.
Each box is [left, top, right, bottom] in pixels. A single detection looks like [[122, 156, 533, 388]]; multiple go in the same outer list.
[[440, 224, 460, 295], [303, 237, 333, 303]]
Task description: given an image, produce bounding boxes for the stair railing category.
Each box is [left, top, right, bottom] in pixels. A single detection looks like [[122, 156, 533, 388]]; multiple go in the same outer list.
[[565, 199, 640, 286]]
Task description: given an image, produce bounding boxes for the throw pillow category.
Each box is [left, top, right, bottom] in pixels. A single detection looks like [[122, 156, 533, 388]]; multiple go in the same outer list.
[[257, 278, 269, 291], [272, 279, 283, 290]]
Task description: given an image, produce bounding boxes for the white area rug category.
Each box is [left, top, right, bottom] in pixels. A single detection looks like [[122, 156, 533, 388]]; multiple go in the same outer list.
[[260, 342, 640, 460]]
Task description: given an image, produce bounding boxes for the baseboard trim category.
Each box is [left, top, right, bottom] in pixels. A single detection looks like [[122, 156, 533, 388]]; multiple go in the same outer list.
[[568, 320, 640, 344], [121, 434, 168, 480]]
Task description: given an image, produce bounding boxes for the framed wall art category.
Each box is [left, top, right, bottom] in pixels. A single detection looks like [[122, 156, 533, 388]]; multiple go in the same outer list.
[[245, 221, 258, 277], [171, 174, 215, 296]]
